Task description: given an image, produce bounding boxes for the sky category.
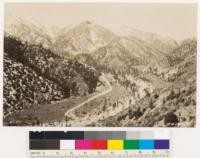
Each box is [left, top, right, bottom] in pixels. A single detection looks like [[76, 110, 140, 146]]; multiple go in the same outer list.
[[5, 3, 197, 40]]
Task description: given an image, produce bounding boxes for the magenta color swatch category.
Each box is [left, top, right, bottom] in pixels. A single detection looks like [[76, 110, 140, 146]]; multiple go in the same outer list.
[[75, 140, 92, 150]]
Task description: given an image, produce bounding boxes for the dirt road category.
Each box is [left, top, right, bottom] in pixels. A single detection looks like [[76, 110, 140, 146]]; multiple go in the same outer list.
[[64, 74, 112, 117]]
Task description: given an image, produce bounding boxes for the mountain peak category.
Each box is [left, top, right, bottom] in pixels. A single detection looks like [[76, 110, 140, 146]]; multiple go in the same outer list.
[[80, 20, 95, 26]]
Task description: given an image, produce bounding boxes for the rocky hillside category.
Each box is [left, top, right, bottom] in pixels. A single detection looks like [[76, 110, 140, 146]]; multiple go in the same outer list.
[[4, 35, 100, 119], [168, 38, 196, 66], [5, 15, 180, 69], [52, 21, 179, 69], [4, 53, 65, 118], [115, 27, 178, 54], [99, 39, 196, 127], [5, 14, 52, 48], [4, 15, 196, 127], [52, 21, 117, 56], [92, 36, 169, 69], [153, 38, 196, 82]]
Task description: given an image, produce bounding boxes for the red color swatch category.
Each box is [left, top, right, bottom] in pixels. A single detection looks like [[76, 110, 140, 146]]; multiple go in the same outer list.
[[91, 140, 107, 149]]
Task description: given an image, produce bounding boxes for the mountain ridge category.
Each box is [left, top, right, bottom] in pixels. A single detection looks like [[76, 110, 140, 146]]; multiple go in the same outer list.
[[6, 15, 194, 70]]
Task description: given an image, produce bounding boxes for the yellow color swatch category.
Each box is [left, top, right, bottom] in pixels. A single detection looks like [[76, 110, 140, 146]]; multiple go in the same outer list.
[[107, 140, 124, 150]]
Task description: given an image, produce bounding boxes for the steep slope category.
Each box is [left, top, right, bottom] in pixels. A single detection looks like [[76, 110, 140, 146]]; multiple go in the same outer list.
[[155, 38, 197, 82], [51, 22, 178, 69], [167, 38, 196, 66], [52, 21, 117, 56], [74, 53, 97, 67], [4, 35, 101, 122], [5, 15, 178, 70], [5, 14, 52, 48], [92, 36, 170, 69], [4, 53, 65, 118], [115, 26, 179, 54], [100, 38, 196, 127]]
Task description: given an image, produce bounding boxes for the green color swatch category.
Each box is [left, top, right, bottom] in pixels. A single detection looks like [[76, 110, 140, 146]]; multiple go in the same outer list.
[[124, 140, 139, 149]]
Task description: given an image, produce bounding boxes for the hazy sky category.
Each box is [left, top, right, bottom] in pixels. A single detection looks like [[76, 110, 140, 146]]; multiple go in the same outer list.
[[5, 3, 197, 40]]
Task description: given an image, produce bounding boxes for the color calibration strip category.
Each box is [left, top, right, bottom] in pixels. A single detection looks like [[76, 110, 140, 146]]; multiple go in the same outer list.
[[29, 131, 170, 150]]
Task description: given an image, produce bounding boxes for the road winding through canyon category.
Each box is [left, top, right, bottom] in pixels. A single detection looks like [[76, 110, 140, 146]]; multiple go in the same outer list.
[[64, 74, 112, 117]]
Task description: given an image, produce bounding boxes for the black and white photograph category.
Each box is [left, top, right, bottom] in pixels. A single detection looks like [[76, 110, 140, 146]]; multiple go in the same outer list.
[[3, 3, 197, 127]]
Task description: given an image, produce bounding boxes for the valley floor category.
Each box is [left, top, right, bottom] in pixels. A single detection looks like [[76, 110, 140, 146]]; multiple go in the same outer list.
[[4, 71, 195, 127]]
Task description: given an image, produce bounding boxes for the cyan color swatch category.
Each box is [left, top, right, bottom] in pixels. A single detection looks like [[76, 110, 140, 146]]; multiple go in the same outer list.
[[139, 140, 154, 149]]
